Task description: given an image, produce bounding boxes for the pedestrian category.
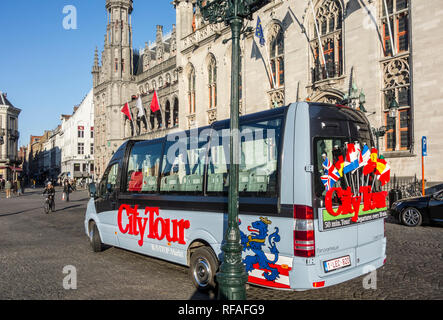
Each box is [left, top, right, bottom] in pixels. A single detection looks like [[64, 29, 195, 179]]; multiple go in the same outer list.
[[12, 180, 17, 195], [5, 180, 11, 199], [16, 179, 21, 196], [63, 180, 72, 202]]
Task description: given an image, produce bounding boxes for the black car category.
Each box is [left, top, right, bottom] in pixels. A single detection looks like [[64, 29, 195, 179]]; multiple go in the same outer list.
[[425, 183, 443, 195], [390, 189, 443, 227]]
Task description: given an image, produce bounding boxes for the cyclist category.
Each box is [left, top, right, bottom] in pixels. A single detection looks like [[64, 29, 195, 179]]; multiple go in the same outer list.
[[43, 182, 56, 212]]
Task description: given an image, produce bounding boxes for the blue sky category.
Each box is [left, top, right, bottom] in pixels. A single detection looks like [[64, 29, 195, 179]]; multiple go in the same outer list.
[[0, 0, 176, 147]]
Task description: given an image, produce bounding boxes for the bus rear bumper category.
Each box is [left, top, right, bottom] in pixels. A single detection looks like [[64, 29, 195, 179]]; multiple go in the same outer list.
[[289, 238, 386, 291]]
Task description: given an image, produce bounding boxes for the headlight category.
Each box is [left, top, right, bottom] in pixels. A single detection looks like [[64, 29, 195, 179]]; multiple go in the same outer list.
[[391, 201, 399, 209]]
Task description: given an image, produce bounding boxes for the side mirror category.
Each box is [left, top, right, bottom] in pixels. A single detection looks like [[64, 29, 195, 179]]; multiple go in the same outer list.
[[89, 183, 97, 198]]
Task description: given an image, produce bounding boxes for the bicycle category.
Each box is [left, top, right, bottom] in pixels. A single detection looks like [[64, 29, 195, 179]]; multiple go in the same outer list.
[[44, 194, 55, 214]]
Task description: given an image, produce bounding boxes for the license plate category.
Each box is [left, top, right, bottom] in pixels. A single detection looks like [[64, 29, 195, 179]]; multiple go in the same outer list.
[[323, 255, 351, 273]]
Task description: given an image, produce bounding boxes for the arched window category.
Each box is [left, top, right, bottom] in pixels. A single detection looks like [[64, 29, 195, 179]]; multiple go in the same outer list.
[[165, 100, 171, 128], [381, 0, 411, 152], [188, 65, 196, 114], [208, 55, 217, 109], [381, 0, 409, 57], [310, 0, 343, 82], [173, 97, 179, 127], [269, 24, 284, 88]]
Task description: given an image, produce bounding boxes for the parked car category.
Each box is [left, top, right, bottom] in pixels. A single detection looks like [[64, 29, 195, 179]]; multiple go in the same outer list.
[[425, 183, 443, 196], [390, 189, 443, 227]]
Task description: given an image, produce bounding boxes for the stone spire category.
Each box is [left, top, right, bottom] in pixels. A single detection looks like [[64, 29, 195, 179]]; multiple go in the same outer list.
[[92, 47, 100, 87]]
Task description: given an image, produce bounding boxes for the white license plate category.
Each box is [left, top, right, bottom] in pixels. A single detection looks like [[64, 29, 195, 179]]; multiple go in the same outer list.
[[323, 255, 351, 273]]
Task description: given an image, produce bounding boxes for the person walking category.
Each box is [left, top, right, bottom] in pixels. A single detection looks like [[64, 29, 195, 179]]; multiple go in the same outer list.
[[16, 179, 21, 196], [5, 180, 11, 199], [63, 180, 72, 202]]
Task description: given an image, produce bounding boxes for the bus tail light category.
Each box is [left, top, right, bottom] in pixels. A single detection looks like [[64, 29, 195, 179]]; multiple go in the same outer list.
[[294, 205, 315, 257]]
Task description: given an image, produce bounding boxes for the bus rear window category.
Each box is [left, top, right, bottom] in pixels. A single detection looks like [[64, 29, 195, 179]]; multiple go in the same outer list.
[[314, 137, 371, 199]]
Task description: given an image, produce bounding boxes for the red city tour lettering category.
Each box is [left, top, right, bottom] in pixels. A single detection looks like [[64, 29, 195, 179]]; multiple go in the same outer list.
[[117, 204, 190, 246], [325, 187, 387, 222]]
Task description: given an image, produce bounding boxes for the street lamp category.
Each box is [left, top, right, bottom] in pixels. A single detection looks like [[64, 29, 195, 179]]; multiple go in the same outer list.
[[372, 126, 387, 154], [388, 96, 399, 119], [197, 0, 270, 300]]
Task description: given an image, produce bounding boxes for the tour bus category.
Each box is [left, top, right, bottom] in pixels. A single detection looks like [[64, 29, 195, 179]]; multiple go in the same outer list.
[[85, 102, 387, 291]]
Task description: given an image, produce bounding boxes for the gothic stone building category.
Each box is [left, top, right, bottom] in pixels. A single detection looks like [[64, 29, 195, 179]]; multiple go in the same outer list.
[[93, 0, 443, 184], [92, 0, 179, 178]]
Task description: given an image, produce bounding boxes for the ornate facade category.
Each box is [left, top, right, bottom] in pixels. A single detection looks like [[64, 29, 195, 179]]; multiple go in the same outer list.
[[173, 0, 443, 183], [0, 91, 21, 180], [92, 0, 180, 179]]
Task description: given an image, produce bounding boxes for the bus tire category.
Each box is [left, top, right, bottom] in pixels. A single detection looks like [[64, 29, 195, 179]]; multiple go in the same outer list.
[[89, 221, 104, 252], [189, 246, 218, 292]]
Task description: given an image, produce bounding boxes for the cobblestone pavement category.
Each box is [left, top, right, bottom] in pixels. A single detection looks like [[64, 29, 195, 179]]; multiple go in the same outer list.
[[0, 189, 441, 300]]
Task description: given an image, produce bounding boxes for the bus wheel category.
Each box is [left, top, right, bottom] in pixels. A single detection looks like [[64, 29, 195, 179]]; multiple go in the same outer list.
[[89, 221, 104, 252], [189, 246, 218, 291]]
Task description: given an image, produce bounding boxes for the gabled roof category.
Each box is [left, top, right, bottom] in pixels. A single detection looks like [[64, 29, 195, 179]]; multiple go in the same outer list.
[[0, 91, 14, 108]]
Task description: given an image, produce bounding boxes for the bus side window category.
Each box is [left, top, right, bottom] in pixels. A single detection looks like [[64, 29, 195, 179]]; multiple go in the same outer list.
[[126, 141, 163, 193], [206, 117, 282, 197], [239, 118, 282, 196], [207, 129, 229, 193], [100, 162, 119, 197], [160, 131, 208, 193]]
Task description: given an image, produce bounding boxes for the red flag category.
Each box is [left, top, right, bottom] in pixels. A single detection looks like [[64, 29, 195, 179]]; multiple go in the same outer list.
[[150, 90, 160, 113], [121, 102, 132, 121]]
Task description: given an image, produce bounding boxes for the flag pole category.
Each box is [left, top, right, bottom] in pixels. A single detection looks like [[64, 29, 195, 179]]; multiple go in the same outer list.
[[263, 42, 277, 90], [383, 0, 397, 56], [255, 16, 278, 107]]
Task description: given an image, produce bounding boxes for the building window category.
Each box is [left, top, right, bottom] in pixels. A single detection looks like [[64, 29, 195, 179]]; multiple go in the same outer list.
[[381, 0, 411, 152], [78, 126, 84, 138], [208, 55, 217, 109], [310, 0, 343, 82], [90, 143, 94, 155], [90, 127, 94, 139], [165, 100, 171, 128], [115, 58, 118, 72], [269, 25, 284, 88], [78, 143, 84, 155], [173, 98, 179, 127], [385, 109, 410, 151], [381, 0, 409, 57], [188, 65, 196, 114]]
